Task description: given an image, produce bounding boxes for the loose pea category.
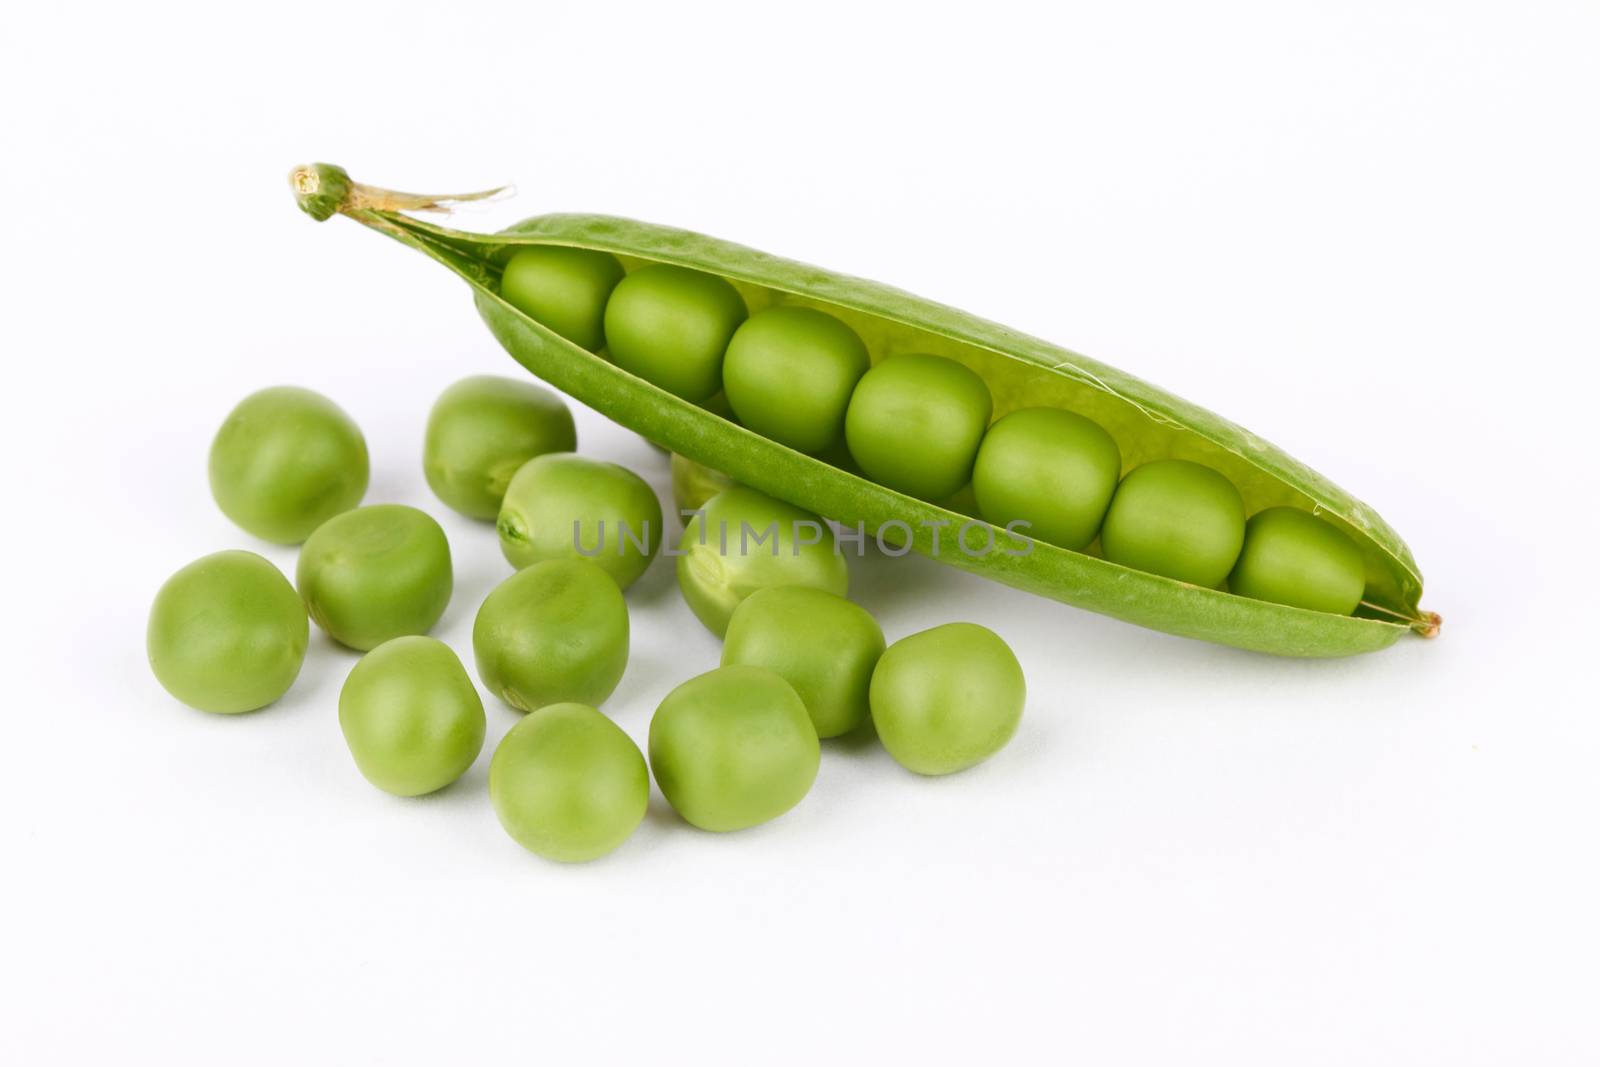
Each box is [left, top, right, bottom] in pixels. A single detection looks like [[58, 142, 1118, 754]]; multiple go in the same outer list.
[[1100, 459, 1246, 588], [670, 453, 735, 519], [722, 587, 884, 738], [870, 622, 1025, 776], [208, 386, 369, 544], [499, 245, 625, 353], [603, 264, 747, 402], [473, 559, 630, 710], [1229, 506, 1366, 615], [972, 407, 1121, 551], [844, 354, 993, 501], [296, 504, 453, 651], [489, 702, 648, 862], [423, 375, 576, 520], [497, 453, 663, 590], [147, 550, 308, 714], [648, 665, 819, 832], [338, 636, 485, 796], [722, 306, 870, 454], [676, 485, 849, 637]]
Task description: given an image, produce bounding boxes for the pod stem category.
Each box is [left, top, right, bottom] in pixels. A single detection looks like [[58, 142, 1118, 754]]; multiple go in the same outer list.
[[288, 163, 510, 222], [1360, 600, 1442, 638]]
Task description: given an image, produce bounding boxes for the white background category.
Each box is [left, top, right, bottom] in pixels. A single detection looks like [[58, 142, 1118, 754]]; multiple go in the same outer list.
[[2, 2, 1596, 1063]]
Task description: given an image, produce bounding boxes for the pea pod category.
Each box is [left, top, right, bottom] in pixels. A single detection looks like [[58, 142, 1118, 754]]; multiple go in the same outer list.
[[290, 164, 1438, 657]]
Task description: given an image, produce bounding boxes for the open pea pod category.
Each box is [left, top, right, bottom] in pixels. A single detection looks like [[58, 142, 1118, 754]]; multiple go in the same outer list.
[[291, 163, 1438, 658]]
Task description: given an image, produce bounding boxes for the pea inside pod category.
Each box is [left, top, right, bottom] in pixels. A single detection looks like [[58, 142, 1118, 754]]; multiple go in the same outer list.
[[1229, 506, 1366, 616], [723, 306, 870, 455], [293, 164, 1438, 658], [972, 407, 1121, 551], [844, 354, 994, 502], [500, 245, 624, 353], [1100, 460, 1246, 589], [603, 264, 747, 402]]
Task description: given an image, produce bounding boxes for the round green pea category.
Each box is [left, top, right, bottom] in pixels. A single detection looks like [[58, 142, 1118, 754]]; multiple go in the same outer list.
[[296, 505, 453, 651], [473, 559, 630, 711], [209, 386, 369, 544], [971, 407, 1122, 551], [870, 623, 1025, 776], [489, 702, 648, 863], [722, 587, 885, 738], [722, 306, 870, 454], [147, 550, 308, 714], [1100, 459, 1246, 588], [499, 245, 625, 353], [603, 264, 748, 402], [497, 454, 663, 590], [676, 485, 849, 637], [844, 354, 993, 501], [1228, 506, 1366, 615], [670, 453, 736, 521], [338, 636, 485, 796], [648, 665, 820, 832], [423, 375, 576, 520]]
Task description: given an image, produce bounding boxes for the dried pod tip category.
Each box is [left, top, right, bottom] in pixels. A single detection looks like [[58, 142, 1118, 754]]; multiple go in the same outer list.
[[289, 162, 509, 220], [289, 163, 352, 222]]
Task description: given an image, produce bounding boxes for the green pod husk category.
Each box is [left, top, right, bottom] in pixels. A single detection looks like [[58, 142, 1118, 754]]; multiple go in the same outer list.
[[291, 164, 1438, 658]]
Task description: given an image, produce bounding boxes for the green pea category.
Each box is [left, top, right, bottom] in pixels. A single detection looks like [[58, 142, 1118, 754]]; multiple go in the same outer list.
[[603, 264, 748, 402], [423, 375, 576, 520], [722, 306, 870, 454], [870, 622, 1025, 776], [338, 636, 485, 796], [473, 559, 629, 710], [1228, 507, 1366, 615], [972, 407, 1121, 551], [1100, 459, 1246, 588], [489, 702, 648, 862], [209, 386, 369, 544], [499, 245, 625, 353], [648, 665, 819, 832], [147, 550, 308, 714], [722, 587, 884, 738], [676, 485, 849, 637], [497, 454, 663, 590], [844, 354, 993, 501], [296, 505, 453, 651], [670, 453, 735, 520]]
